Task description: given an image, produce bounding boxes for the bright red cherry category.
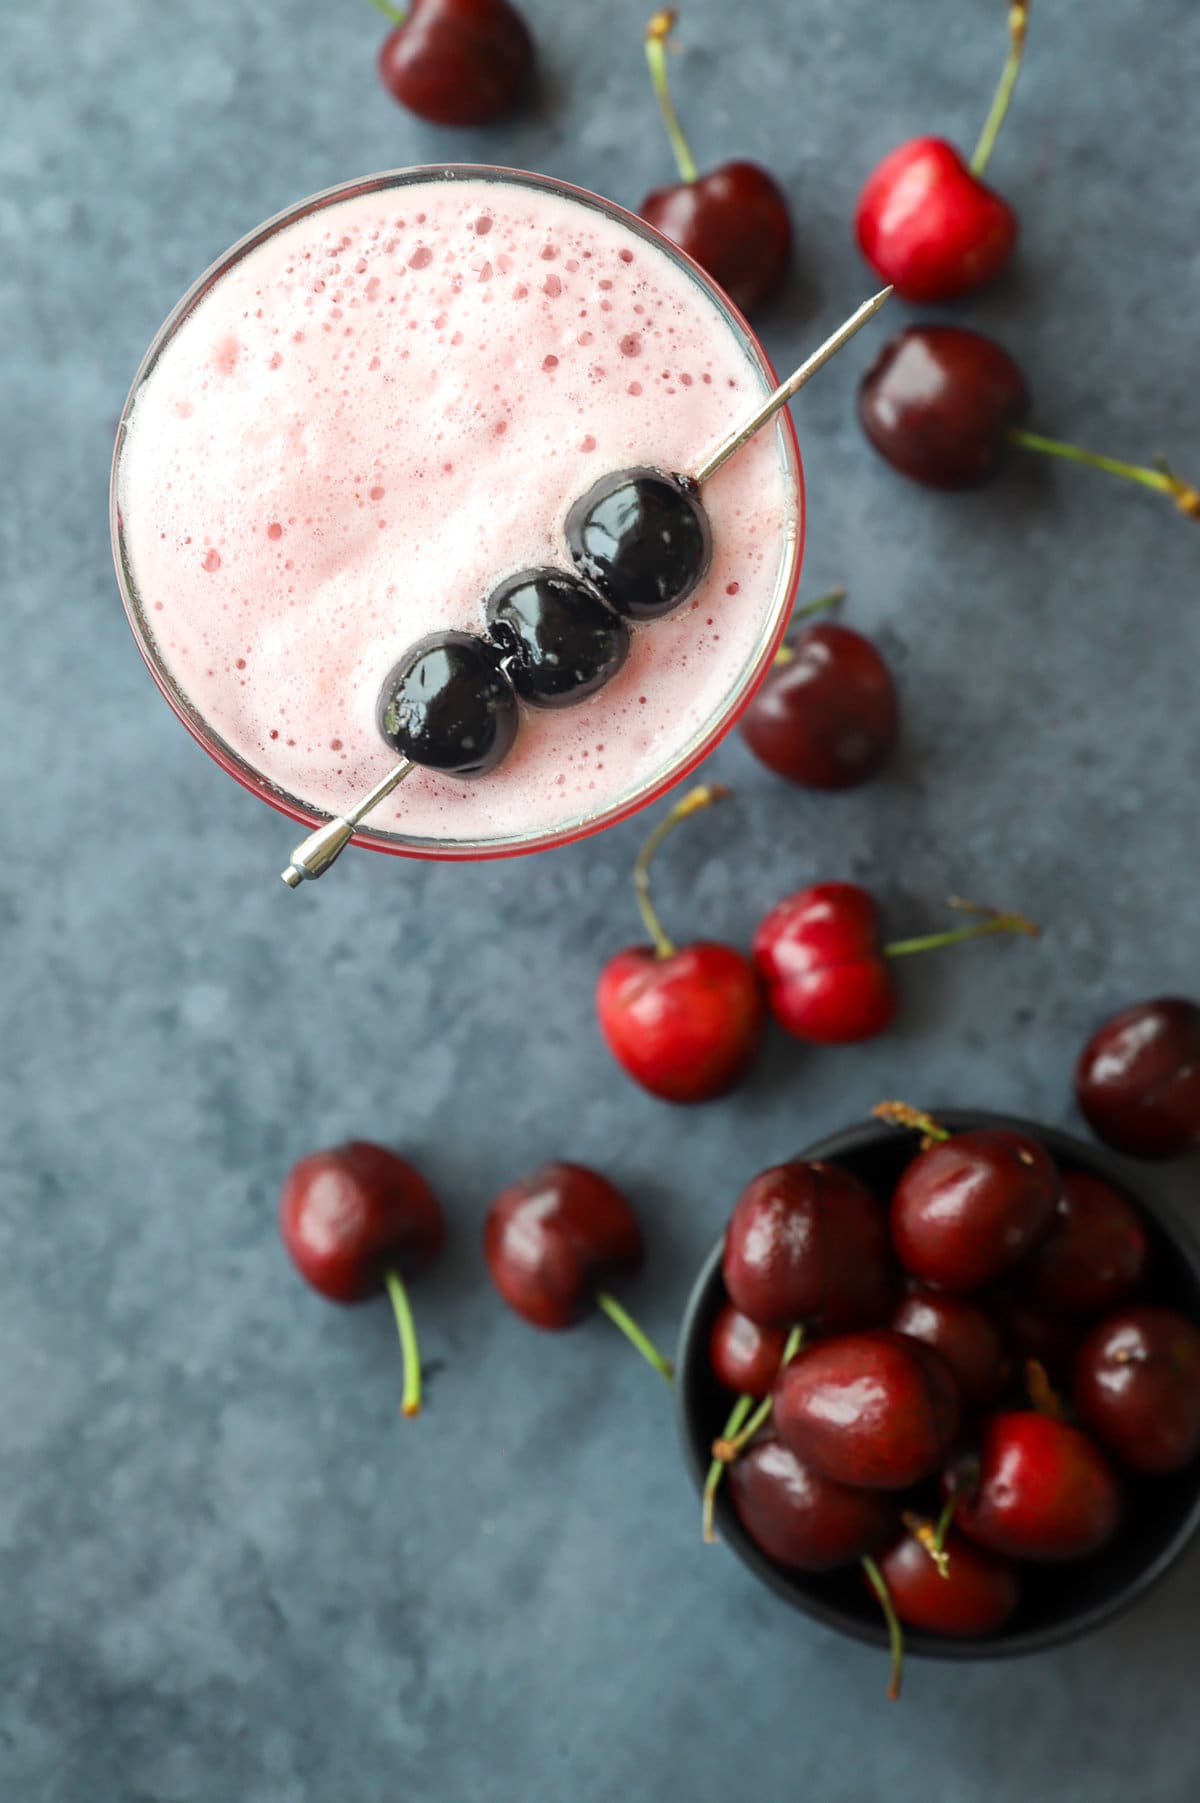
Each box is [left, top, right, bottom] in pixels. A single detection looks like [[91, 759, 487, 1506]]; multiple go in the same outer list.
[[1074, 1306, 1200, 1475], [373, 0, 534, 126], [774, 1331, 960, 1491], [889, 1118, 1059, 1292], [1019, 1169, 1148, 1313], [890, 1288, 1010, 1410], [708, 1303, 791, 1399], [876, 1523, 1019, 1636], [638, 11, 791, 315], [950, 1412, 1122, 1561], [728, 1436, 897, 1571], [279, 1140, 444, 1417], [722, 1160, 893, 1333], [596, 786, 764, 1103], [1075, 998, 1200, 1159]]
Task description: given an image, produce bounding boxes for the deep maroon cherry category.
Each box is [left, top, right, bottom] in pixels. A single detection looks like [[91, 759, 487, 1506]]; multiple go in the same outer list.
[[774, 1331, 960, 1490], [949, 1412, 1122, 1561], [279, 1140, 444, 1417], [708, 1303, 792, 1399], [373, 0, 534, 127], [890, 1288, 1010, 1410], [565, 466, 711, 621], [876, 1524, 1019, 1636], [859, 325, 1030, 490], [889, 1119, 1059, 1292], [722, 1160, 893, 1333], [1074, 1306, 1200, 1474], [638, 12, 791, 316], [728, 1436, 897, 1571], [377, 630, 518, 775], [1075, 998, 1200, 1159], [1019, 1169, 1148, 1314]]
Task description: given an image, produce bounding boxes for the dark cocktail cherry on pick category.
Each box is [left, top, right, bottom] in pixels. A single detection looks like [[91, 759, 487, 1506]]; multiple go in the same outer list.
[[638, 9, 792, 316], [855, 2, 1029, 303], [722, 1159, 894, 1332], [564, 466, 712, 622], [279, 1141, 445, 1418], [1074, 1306, 1200, 1474], [483, 1161, 673, 1381], [371, 0, 534, 126], [485, 567, 630, 706], [739, 587, 900, 790], [860, 323, 1200, 514], [753, 886, 1038, 1044], [947, 1409, 1123, 1561], [1019, 1169, 1148, 1314], [378, 630, 519, 775], [595, 785, 765, 1103], [728, 1435, 898, 1570], [1074, 998, 1200, 1159], [890, 1287, 1011, 1410]]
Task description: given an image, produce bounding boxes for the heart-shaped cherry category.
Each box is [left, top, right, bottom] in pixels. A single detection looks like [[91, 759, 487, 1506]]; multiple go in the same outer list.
[[855, 3, 1029, 302], [875, 1520, 1020, 1636], [709, 1302, 792, 1398], [728, 1435, 898, 1571], [1075, 998, 1200, 1159], [739, 587, 900, 790], [860, 325, 1200, 514], [881, 1105, 1059, 1292], [753, 887, 1037, 1044], [890, 1287, 1010, 1410], [774, 1330, 960, 1490], [638, 10, 791, 315], [1074, 1306, 1200, 1474], [483, 1160, 673, 1380], [596, 785, 764, 1103], [948, 1412, 1122, 1561], [1019, 1169, 1148, 1314], [279, 1140, 444, 1418], [372, 0, 534, 126], [722, 1160, 894, 1332]]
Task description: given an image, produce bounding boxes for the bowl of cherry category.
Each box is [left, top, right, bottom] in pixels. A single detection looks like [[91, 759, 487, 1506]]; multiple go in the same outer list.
[[676, 1107, 1200, 1689]]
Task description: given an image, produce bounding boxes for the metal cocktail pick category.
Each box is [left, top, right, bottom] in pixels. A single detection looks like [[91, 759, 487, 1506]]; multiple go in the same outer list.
[[280, 285, 892, 888]]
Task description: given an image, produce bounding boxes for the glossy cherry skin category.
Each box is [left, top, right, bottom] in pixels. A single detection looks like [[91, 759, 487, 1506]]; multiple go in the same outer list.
[[949, 1413, 1122, 1561], [565, 468, 712, 623], [378, 630, 518, 775], [877, 1527, 1020, 1636], [753, 883, 897, 1045], [640, 162, 791, 316], [595, 942, 764, 1104], [856, 137, 1018, 304], [891, 1128, 1059, 1292], [728, 1436, 898, 1572], [377, 0, 534, 126], [708, 1304, 791, 1399], [1074, 1307, 1200, 1474], [739, 622, 899, 790], [483, 1161, 642, 1331], [722, 1161, 894, 1333], [1075, 998, 1200, 1159], [279, 1141, 444, 1303], [1019, 1169, 1148, 1314], [891, 1288, 1010, 1410], [858, 324, 1030, 489], [774, 1331, 960, 1491]]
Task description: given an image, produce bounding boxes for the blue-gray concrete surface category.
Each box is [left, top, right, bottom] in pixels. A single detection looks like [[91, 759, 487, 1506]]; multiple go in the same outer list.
[[3, 3, 1198, 1798]]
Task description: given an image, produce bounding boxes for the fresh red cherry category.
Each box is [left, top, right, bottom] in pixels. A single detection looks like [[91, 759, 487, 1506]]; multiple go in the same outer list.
[[1019, 1169, 1148, 1314], [483, 1160, 673, 1379], [774, 1331, 960, 1490], [875, 1523, 1019, 1636], [855, 5, 1029, 302], [708, 1303, 791, 1399], [279, 1140, 444, 1417], [638, 11, 791, 315], [1074, 1306, 1200, 1475], [596, 786, 764, 1103], [949, 1412, 1122, 1561], [722, 1160, 893, 1332], [372, 0, 534, 126], [728, 1436, 898, 1571], [890, 1288, 1010, 1410], [1075, 998, 1200, 1159], [739, 589, 899, 790], [753, 887, 1036, 1045]]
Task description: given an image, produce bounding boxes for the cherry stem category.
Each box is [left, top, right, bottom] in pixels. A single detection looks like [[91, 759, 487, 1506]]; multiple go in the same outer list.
[[384, 1268, 422, 1419], [710, 1325, 804, 1460], [872, 1100, 950, 1143], [933, 1488, 960, 1557], [1007, 428, 1200, 519], [902, 1511, 951, 1579], [702, 1393, 753, 1542], [367, 0, 407, 23], [772, 587, 848, 664], [884, 894, 1039, 960], [633, 783, 730, 960], [1024, 1357, 1065, 1419], [970, 2, 1030, 176], [862, 1556, 905, 1701], [645, 10, 700, 185], [595, 1289, 675, 1383]]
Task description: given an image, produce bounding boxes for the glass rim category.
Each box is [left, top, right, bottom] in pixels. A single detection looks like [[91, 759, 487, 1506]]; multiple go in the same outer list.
[[110, 164, 804, 862]]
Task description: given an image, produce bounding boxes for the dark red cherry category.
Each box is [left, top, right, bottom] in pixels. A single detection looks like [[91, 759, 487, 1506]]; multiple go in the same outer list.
[[859, 324, 1030, 490], [739, 617, 899, 791], [856, 138, 1017, 305], [890, 1288, 1010, 1410], [876, 1525, 1019, 1636], [722, 1161, 893, 1332], [1019, 1169, 1148, 1314], [949, 1412, 1122, 1561], [1075, 998, 1200, 1159], [891, 1127, 1059, 1292], [728, 1436, 897, 1571], [375, 0, 534, 127], [483, 1161, 641, 1331], [1074, 1306, 1200, 1474], [774, 1331, 960, 1490], [708, 1304, 791, 1399], [753, 882, 897, 1044]]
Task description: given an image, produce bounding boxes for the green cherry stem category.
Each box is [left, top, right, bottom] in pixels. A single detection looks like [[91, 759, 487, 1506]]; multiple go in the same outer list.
[[367, 0, 407, 23], [702, 1393, 753, 1542], [1007, 429, 1200, 520], [902, 1510, 951, 1579], [710, 1325, 805, 1461], [970, 2, 1030, 176], [384, 1268, 422, 1419], [595, 1290, 675, 1383], [872, 1100, 950, 1144], [862, 1555, 905, 1701], [933, 1488, 960, 1557], [645, 10, 699, 185], [772, 587, 849, 665], [884, 896, 1039, 960], [633, 783, 730, 960]]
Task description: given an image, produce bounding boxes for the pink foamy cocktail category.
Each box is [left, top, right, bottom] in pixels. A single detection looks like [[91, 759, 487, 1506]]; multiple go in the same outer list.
[[112, 169, 802, 859]]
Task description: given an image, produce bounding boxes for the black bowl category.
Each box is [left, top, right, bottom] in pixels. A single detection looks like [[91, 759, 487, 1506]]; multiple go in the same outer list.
[[676, 1110, 1200, 1661]]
